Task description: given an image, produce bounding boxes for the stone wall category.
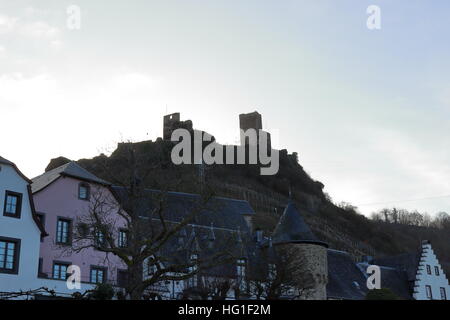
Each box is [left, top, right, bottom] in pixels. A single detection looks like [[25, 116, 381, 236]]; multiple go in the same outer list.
[[284, 243, 328, 300]]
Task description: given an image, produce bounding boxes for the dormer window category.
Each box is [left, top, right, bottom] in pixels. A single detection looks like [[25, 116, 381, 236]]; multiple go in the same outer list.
[[78, 183, 90, 201], [3, 191, 22, 219]]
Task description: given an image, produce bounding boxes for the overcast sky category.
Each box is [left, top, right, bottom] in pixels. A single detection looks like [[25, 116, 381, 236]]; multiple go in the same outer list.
[[1, 0, 450, 216]]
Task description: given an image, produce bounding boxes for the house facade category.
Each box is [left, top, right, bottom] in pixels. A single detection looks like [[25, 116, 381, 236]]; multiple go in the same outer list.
[[31, 162, 127, 290], [0, 156, 45, 294], [0, 157, 96, 298]]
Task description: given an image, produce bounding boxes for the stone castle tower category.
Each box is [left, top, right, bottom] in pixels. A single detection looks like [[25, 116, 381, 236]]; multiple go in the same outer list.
[[239, 111, 262, 132], [272, 201, 328, 300], [239, 111, 271, 151], [163, 112, 193, 140]]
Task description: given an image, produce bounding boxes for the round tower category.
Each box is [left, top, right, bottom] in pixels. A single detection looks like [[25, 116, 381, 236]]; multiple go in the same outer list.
[[272, 201, 329, 300]]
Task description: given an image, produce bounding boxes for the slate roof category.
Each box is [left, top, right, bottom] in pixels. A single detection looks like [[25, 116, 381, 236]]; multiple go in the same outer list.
[[31, 161, 110, 193], [327, 250, 368, 300], [110, 186, 257, 279], [272, 201, 327, 247], [378, 267, 413, 300], [110, 186, 254, 232], [373, 252, 420, 282]]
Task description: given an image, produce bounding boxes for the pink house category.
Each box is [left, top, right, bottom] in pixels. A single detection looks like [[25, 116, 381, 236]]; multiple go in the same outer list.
[[31, 162, 127, 288]]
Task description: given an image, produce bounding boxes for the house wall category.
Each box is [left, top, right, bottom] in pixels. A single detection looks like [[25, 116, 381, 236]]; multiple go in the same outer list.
[[0, 163, 42, 294], [33, 176, 127, 288], [413, 242, 450, 300]]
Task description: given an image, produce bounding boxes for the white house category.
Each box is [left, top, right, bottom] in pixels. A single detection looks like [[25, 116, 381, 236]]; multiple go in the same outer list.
[[413, 241, 449, 300], [0, 156, 45, 295], [0, 156, 94, 299], [366, 240, 450, 300]]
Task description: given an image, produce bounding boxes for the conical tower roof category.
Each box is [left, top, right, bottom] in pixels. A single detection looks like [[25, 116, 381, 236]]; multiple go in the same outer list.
[[272, 201, 328, 247]]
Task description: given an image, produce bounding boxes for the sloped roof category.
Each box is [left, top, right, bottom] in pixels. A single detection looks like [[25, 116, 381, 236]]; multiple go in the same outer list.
[[31, 161, 109, 193], [374, 252, 420, 282], [110, 187, 253, 231], [0, 156, 32, 183], [272, 201, 327, 247], [110, 186, 257, 279], [327, 250, 368, 300], [378, 267, 413, 300]]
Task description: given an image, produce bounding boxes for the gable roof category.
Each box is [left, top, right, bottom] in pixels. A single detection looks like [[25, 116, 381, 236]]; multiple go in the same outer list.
[[0, 156, 32, 183], [327, 250, 368, 300], [31, 161, 109, 193], [272, 201, 327, 247], [0, 156, 14, 166]]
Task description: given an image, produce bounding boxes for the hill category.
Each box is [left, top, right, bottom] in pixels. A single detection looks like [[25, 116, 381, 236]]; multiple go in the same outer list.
[[45, 127, 450, 275]]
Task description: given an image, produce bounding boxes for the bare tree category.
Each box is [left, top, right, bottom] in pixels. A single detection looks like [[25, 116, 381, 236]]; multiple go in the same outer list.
[[182, 277, 234, 300], [68, 144, 235, 299], [245, 245, 316, 300]]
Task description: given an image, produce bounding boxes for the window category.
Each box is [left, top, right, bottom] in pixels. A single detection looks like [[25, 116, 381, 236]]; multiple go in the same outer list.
[[426, 285, 433, 300], [268, 264, 276, 281], [187, 254, 198, 287], [440, 287, 447, 300], [0, 237, 20, 274], [146, 258, 154, 276], [435, 266, 440, 276], [237, 258, 247, 292], [94, 229, 106, 248], [56, 218, 71, 244], [90, 267, 107, 284], [3, 191, 22, 218], [426, 265, 432, 275], [118, 229, 128, 248], [53, 262, 70, 280], [78, 183, 90, 200], [38, 258, 43, 276]]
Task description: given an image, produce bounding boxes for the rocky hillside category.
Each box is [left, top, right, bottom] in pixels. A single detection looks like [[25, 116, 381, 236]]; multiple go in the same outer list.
[[45, 133, 450, 274]]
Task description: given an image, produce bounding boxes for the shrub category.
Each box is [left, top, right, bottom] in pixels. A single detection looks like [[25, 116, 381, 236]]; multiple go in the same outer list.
[[366, 288, 399, 300]]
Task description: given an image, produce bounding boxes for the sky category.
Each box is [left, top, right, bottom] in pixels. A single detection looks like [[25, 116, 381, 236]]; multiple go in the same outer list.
[[1, 0, 450, 216]]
